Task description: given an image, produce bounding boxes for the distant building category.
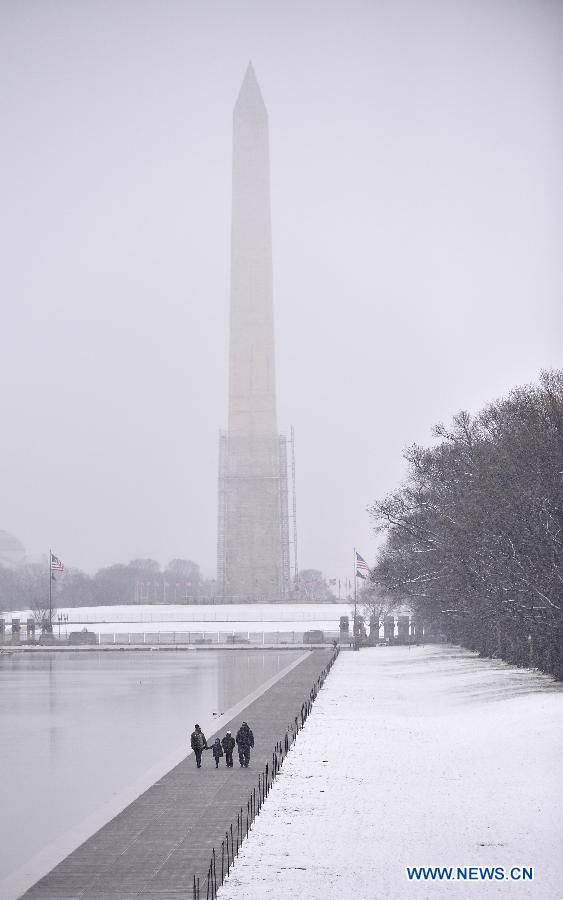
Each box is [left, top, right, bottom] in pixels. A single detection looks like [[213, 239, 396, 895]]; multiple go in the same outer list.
[[0, 530, 26, 567]]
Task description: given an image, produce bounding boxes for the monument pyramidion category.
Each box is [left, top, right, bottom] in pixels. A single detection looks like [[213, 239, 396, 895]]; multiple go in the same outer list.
[[217, 64, 292, 602]]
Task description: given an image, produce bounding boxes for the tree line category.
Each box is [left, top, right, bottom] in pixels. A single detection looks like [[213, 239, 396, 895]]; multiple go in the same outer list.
[[369, 370, 562, 679], [0, 557, 337, 613], [0, 557, 205, 613]]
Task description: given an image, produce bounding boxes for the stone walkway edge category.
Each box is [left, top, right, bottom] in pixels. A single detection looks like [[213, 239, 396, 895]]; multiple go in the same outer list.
[[194, 649, 340, 899]]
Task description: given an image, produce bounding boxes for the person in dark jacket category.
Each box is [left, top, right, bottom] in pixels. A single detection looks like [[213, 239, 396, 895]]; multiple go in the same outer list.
[[190, 724, 208, 768], [221, 731, 236, 767], [211, 738, 224, 768], [235, 721, 254, 767]]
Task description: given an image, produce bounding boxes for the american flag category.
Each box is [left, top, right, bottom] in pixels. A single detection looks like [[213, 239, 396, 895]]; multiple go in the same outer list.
[[355, 551, 370, 579], [50, 553, 64, 572]]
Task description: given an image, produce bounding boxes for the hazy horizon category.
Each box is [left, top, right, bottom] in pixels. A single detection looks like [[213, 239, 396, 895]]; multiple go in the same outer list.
[[1, 0, 561, 580]]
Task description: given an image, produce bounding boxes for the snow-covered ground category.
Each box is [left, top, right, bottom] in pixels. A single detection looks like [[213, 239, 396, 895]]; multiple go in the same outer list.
[[2, 603, 352, 635], [218, 646, 562, 899]]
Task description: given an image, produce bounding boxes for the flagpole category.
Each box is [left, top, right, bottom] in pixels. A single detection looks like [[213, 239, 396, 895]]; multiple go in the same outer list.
[[49, 548, 52, 627], [353, 547, 358, 651]]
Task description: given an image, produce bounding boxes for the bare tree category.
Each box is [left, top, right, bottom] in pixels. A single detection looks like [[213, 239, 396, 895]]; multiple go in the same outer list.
[[355, 583, 399, 632], [293, 569, 336, 602], [29, 596, 57, 629], [369, 370, 563, 678]]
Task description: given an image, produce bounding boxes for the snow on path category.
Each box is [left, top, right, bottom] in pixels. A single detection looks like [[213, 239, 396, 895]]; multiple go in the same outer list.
[[218, 646, 562, 899]]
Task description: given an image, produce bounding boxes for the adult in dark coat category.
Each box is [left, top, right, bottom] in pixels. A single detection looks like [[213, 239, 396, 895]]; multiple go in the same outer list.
[[221, 731, 236, 768], [235, 721, 254, 768], [190, 724, 208, 768]]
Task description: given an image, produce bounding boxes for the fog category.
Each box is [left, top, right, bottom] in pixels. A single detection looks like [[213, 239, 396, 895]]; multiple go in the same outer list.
[[1, 0, 561, 582]]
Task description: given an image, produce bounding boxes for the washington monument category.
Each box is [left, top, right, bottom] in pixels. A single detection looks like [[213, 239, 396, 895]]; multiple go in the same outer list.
[[217, 64, 291, 601]]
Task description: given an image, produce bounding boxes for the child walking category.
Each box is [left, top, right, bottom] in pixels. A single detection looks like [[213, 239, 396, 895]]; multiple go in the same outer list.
[[211, 737, 224, 768]]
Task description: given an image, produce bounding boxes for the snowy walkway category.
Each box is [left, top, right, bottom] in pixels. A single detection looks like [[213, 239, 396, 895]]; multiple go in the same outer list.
[[218, 646, 562, 899]]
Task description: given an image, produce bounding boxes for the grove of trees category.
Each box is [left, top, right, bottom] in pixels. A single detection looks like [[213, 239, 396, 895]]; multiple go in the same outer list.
[[294, 569, 337, 603], [0, 557, 206, 612], [369, 370, 562, 679], [0, 558, 339, 612]]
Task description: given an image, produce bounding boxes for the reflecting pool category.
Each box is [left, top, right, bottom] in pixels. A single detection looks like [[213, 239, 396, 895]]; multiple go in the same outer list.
[[0, 650, 301, 887]]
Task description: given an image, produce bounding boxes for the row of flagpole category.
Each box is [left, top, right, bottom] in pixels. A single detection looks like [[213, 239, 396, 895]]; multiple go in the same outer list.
[[45, 548, 368, 633], [336, 556, 370, 600]]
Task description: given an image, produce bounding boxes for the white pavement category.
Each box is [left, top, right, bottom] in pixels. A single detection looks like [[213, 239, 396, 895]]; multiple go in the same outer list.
[[218, 646, 562, 899]]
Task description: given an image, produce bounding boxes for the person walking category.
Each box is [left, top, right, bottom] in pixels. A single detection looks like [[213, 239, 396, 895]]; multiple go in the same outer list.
[[235, 721, 254, 768], [190, 724, 208, 769], [222, 730, 235, 768], [211, 738, 224, 768]]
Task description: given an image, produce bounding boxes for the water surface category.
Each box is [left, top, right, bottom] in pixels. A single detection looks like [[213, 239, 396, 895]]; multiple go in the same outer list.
[[0, 649, 300, 884]]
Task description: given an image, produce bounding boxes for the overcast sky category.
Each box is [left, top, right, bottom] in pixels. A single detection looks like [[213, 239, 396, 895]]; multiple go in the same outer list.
[[1, 0, 561, 582]]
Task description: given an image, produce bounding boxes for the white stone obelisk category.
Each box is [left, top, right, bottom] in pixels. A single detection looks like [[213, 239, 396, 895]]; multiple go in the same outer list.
[[217, 64, 289, 601]]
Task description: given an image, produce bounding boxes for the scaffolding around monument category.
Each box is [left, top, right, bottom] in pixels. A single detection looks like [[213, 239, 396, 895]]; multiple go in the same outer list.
[[217, 430, 295, 602], [217, 66, 294, 603]]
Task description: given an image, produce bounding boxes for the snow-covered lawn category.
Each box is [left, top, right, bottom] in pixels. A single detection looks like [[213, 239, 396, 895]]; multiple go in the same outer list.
[[218, 646, 562, 899], [2, 603, 350, 634]]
